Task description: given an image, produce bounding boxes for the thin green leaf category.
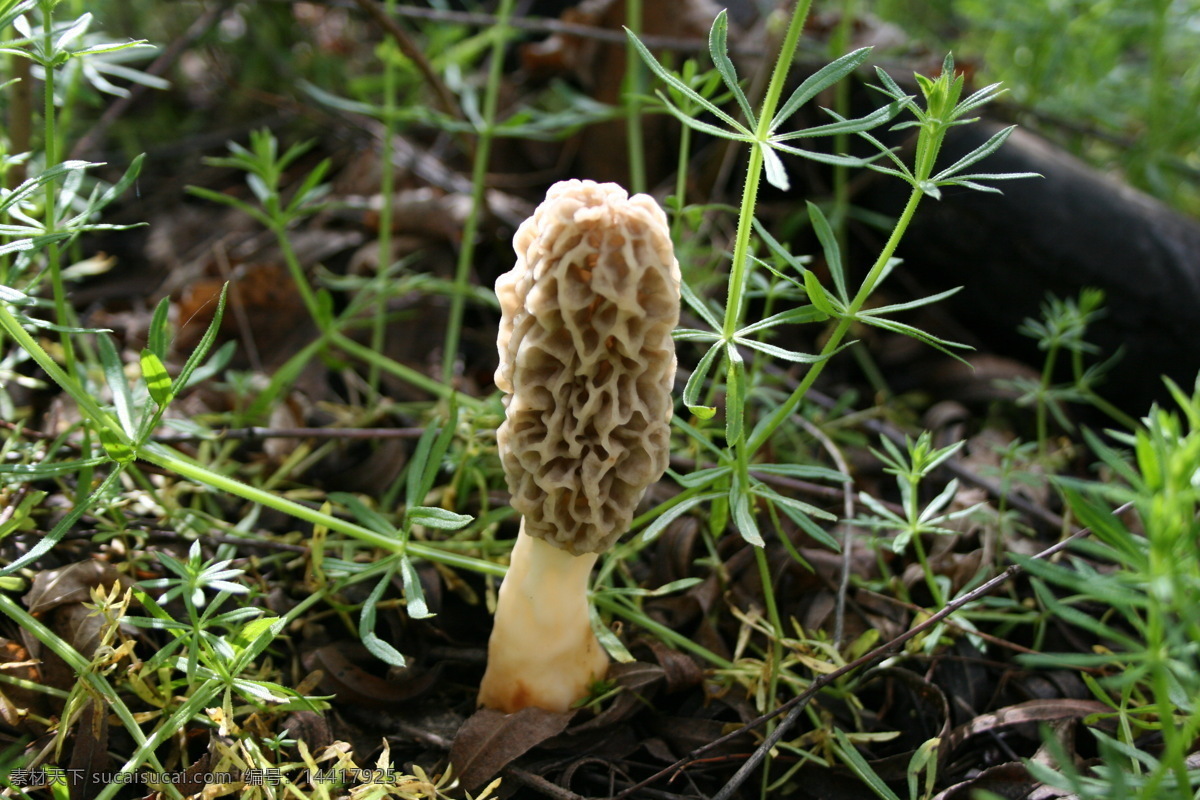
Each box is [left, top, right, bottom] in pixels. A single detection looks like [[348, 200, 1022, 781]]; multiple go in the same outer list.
[[673, 328, 722, 343], [754, 484, 837, 521], [737, 305, 827, 336], [674, 466, 731, 489], [760, 142, 790, 191], [591, 601, 634, 663], [1079, 428, 1142, 487], [0, 285, 32, 305], [930, 125, 1018, 182], [707, 10, 755, 126], [772, 494, 842, 551], [654, 92, 755, 141], [767, 141, 874, 168], [734, 336, 828, 363], [725, 345, 745, 445], [803, 271, 841, 317], [859, 286, 963, 316], [147, 296, 171, 361], [399, 556, 432, 619], [407, 408, 457, 508], [0, 457, 109, 477], [773, 47, 874, 129], [638, 492, 723, 543], [625, 28, 752, 136], [730, 476, 763, 547], [0, 160, 100, 215], [682, 341, 722, 419], [807, 201, 847, 302], [407, 505, 473, 531], [53, 13, 92, 53], [854, 315, 971, 361], [0, 469, 125, 576], [173, 283, 227, 393], [6, 306, 108, 332], [179, 340, 235, 391], [98, 334, 136, 437], [872, 66, 910, 103], [752, 463, 851, 483], [833, 729, 904, 800], [361, 566, 406, 667], [772, 99, 907, 141], [73, 154, 144, 220], [185, 185, 272, 228], [951, 82, 1007, 120], [140, 350, 173, 407], [751, 216, 810, 274], [681, 279, 723, 330], [329, 492, 395, 537], [1024, 576, 1144, 650]]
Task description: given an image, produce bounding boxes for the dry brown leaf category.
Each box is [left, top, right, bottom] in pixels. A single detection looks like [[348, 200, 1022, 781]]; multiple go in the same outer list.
[[24, 561, 129, 616], [450, 706, 574, 793], [66, 698, 109, 800], [301, 642, 443, 708], [943, 698, 1112, 756], [932, 761, 1034, 800]]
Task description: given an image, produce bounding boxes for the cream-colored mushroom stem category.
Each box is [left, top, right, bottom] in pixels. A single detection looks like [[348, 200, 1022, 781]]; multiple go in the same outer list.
[[477, 521, 609, 714]]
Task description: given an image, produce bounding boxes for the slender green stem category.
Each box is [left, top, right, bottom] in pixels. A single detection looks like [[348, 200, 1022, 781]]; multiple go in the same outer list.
[[671, 124, 692, 242], [753, 544, 784, 797], [721, 0, 813, 343], [138, 443, 504, 577], [40, 8, 75, 369], [829, 0, 855, 251], [332, 331, 483, 409], [593, 593, 734, 669], [273, 221, 324, 328], [625, 0, 645, 194], [370, 0, 399, 395], [716, 0, 814, 517], [441, 0, 515, 385], [748, 184, 925, 454], [909, 532, 945, 608], [1036, 344, 1058, 457]]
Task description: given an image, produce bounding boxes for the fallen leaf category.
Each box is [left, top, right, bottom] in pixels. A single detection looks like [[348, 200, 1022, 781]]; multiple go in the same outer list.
[[24, 561, 129, 615], [450, 706, 573, 793]]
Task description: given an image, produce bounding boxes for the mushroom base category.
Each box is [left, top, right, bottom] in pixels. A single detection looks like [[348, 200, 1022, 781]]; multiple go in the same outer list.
[[477, 524, 609, 713]]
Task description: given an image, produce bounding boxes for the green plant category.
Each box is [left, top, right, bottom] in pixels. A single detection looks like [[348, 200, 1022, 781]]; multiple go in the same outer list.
[[874, 0, 1200, 213], [632, 2, 1035, 554], [1017, 376, 1200, 798], [851, 432, 980, 607], [1007, 288, 1138, 455]]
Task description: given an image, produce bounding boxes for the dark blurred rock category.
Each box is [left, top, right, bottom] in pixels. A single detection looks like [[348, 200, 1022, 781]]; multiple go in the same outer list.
[[859, 122, 1200, 417]]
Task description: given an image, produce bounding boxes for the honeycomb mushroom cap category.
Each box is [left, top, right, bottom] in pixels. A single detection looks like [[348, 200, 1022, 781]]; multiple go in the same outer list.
[[495, 180, 680, 555]]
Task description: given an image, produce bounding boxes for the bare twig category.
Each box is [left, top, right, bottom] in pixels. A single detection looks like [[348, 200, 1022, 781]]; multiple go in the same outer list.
[[611, 503, 1131, 800]]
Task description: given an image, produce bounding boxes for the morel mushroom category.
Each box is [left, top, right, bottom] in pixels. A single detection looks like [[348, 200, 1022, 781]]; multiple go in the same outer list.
[[477, 180, 681, 713]]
